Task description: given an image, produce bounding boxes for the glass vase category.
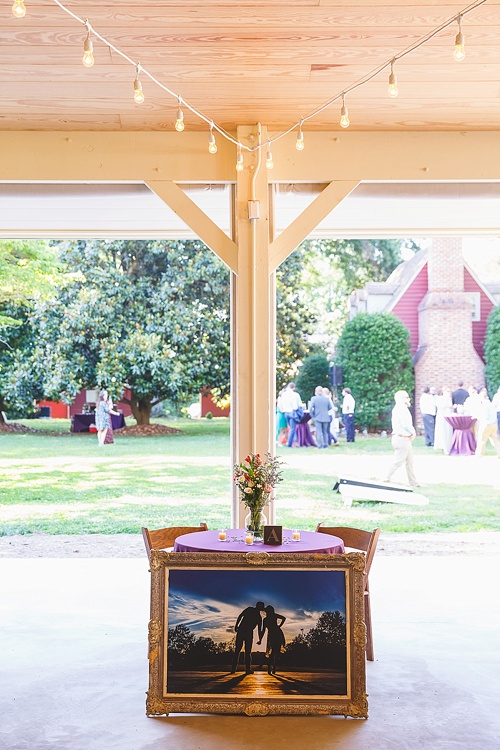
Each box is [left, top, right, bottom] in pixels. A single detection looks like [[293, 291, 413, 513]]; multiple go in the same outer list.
[[244, 507, 268, 541]]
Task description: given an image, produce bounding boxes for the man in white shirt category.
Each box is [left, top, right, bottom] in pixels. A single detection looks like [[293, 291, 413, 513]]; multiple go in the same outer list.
[[277, 382, 302, 448], [384, 390, 421, 487], [419, 386, 437, 447], [341, 388, 356, 442]]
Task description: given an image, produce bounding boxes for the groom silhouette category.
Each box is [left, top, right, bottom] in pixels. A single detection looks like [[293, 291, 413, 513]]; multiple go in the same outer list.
[[230, 601, 265, 675]]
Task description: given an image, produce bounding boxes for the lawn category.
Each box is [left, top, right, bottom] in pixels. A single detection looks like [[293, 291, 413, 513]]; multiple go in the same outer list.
[[0, 417, 498, 535]]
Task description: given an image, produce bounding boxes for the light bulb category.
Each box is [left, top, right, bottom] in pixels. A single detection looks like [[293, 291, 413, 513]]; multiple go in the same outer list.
[[266, 150, 274, 169], [340, 105, 350, 129], [133, 78, 144, 104], [296, 128, 304, 151], [235, 146, 244, 172], [175, 107, 184, 132], [82, 36, 94, 68], [388, 62, 398, 97], [208, 131, 217, 154], [454, 32, 465, 61], [12, 0, 26, 17]]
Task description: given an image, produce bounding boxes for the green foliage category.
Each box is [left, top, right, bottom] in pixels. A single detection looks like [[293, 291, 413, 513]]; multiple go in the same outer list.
[[484, 306, 500, 394], [6, 240, 231, 422], [0, 240, 62, 418], [205, 411, 213, 420], [294, 353, 331, 403], [298, 238, 419, 344], [276, 247, 317, 385], [335, 313, 414, 430]]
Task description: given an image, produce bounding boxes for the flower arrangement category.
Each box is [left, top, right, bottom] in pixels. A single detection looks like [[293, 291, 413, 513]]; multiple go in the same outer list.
[[233, 452, 284, 535]]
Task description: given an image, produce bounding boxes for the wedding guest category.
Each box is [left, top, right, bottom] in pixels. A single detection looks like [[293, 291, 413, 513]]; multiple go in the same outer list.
[[95, 389, 119, 446], [452, 380, 469, 407], [309, 386, 333, 449], [475, 388, 500, 457], [384, 390, 421, 488], [492, 385, 500, 436], [341, 387, 355, 442], [277, 382, 303, 448], [419, 385, 437, 447], [322, 387, 340, 446], [433, 386, 454, 455], [464, 385, 482, 439]]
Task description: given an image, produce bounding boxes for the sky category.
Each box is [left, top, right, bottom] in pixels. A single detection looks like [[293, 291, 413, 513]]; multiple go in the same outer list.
[[167, 568, 346, 647]]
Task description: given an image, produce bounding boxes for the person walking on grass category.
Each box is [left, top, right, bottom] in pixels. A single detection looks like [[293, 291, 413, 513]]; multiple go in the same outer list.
[[384, 390, 421, 488]]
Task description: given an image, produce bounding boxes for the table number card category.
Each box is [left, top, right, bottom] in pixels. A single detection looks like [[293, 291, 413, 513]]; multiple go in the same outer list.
[[263, 525, 283, 545]]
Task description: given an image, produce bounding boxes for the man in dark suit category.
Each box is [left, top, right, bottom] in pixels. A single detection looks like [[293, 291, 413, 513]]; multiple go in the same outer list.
[[452, 381, 469, 407]]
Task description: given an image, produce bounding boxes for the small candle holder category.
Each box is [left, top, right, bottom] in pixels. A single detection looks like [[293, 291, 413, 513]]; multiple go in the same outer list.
[[245, 530, 254, 546], [218, 529, 227, 542], [292, 529, 301, 542]]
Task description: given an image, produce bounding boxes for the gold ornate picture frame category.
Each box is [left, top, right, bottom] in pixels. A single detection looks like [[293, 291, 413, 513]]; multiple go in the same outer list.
[[146, 551, 368, 718]]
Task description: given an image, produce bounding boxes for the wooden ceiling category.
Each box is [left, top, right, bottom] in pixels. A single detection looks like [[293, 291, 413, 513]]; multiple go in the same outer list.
[[1, 0, 499, 133]]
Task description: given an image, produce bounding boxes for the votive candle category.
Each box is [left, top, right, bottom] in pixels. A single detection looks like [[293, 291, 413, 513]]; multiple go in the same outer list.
[[218, 530, 227, 541], [292, 529, 301, 541], [245, 531, 254, 545]]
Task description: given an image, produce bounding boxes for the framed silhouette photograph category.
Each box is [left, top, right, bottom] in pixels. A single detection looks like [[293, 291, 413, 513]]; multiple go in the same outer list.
[[146, 551, 367, 718]]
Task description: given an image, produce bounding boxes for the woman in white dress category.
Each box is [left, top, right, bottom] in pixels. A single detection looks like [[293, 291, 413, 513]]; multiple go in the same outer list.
[[434, 386, 454, 455]]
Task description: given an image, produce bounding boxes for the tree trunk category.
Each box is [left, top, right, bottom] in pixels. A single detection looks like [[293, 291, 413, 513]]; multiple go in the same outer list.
[[130, 394, 152, 425]]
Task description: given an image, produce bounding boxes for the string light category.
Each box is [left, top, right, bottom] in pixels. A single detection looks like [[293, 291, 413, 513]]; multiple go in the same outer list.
[[14, 0, 489, 159], [82, 23, 94, 68], [175, 97, 185, 132], [12, 0, 26, 17], [295, 121, 305, 151], [388, 59, 398, 98], [265, 149, 274, 169], [454, 15, 465, 61], [235, 145, 244, 172], [133, 65, 145, 104], [208, 124, 217, 154], [339, 94, 350, 129]]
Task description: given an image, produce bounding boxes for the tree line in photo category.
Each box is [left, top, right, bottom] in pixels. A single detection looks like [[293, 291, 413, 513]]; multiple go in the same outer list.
[[167, 610, 346, 672], [3, 236, 500, 432]]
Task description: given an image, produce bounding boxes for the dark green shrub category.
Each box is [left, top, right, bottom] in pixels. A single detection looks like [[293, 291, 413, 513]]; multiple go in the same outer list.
[[335, 313, 414, 430], [294, 353, 331, 403], [484, 307, 500, 395], [205, 411, 213, 420]]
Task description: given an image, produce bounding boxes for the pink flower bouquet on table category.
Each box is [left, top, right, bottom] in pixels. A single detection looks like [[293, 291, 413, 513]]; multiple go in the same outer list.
[[233, 452, 284, 537]]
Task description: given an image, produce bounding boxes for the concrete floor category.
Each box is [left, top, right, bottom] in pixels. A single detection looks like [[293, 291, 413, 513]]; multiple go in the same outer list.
[[1, 554, 499, 750]]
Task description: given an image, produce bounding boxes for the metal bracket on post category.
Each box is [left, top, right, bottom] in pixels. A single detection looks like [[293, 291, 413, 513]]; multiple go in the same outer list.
[[248, 200, 260, 220]]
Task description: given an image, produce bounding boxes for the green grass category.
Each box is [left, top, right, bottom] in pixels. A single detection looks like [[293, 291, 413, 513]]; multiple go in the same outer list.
[[0, 417, 499, 535]]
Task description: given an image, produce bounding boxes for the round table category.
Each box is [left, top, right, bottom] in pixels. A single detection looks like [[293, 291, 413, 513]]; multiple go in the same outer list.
[[173, 528, 344, 554], [445, 415, 477, 455]]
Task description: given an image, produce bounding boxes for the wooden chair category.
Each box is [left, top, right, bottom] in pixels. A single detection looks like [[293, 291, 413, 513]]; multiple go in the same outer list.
[[316, 524, 381, 661], [142, 523, 208, 559]]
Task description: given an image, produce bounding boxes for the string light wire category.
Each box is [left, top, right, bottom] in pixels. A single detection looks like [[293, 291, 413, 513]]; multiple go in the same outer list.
[[35, 0, 492, 155]]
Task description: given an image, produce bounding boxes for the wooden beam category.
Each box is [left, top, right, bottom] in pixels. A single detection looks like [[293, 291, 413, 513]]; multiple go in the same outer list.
[[146, 180, 238, 272], [269, 180, 359, 270]]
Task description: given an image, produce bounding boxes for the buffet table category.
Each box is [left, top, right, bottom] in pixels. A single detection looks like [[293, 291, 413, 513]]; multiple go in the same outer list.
[[71, 413, 126, 432], [174, 528, 344, 554], [445, 415, 476, 455]]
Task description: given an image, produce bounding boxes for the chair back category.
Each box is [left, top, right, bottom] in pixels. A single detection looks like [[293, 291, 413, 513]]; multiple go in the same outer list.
[[315, 524, 380, 579], [142, 522, 208, 558]]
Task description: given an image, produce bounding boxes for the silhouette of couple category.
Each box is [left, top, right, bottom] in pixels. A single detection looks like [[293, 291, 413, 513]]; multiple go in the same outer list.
[[231, 601, 286, 675]]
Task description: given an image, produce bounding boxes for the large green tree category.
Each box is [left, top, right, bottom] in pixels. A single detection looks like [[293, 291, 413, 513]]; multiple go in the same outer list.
[[6, 240, 231, 424], [0, 240, 61, 421], [335, 312, 414, 430]]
